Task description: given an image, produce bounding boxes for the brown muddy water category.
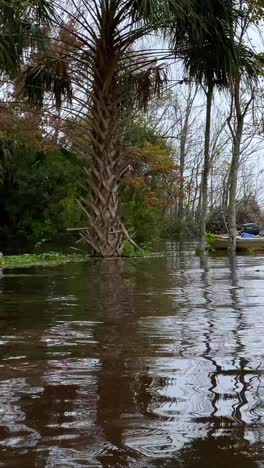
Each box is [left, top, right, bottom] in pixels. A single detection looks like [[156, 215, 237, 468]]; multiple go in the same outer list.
[[0, 244, 264, 467]]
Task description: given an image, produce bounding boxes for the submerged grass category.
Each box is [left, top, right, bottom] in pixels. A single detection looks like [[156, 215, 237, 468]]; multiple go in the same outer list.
[[0, 252, 88, 269]]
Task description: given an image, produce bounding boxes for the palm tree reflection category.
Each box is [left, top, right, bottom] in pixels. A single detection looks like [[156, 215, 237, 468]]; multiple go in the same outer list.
[[94, 259, 137, 467]]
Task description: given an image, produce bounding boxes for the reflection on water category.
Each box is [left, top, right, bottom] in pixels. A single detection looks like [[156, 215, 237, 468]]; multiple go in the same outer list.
[[0, 244, 264, 467]]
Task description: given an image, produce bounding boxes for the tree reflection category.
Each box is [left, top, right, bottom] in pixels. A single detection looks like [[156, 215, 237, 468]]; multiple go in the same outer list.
[[94, 259, 138, 467], [129, 252, 264, 466], [193, 252, 261, 467], [177, 436, 260, 468]]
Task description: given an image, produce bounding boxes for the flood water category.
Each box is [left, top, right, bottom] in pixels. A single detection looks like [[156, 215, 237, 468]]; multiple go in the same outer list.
[[0, 244, 264, 467]]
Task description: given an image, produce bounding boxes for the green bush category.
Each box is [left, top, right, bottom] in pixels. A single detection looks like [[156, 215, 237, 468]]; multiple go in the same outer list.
[[0, 146, 83, 245], [121, 191, 162, 246]]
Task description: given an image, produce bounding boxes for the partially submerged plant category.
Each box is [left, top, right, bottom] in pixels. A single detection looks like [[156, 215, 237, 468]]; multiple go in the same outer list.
[[0, 252, 87, 269]]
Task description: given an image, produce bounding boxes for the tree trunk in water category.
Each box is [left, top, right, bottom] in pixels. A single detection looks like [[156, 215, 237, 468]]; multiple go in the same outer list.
[[228, 124, 243, 250], [199, 83, 213, 251], [228, 132, 242, 251], [83, 8, 126, 257], [228, 81, 245, 252]]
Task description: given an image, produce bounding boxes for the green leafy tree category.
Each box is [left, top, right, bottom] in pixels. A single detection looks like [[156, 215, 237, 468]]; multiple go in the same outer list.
[[0, 145, 83, 247], [121, 115, 178, 246]]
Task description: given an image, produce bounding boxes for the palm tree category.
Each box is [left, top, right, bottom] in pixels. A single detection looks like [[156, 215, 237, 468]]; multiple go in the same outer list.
[[0, 0, 52, 76], [18, 0, 193, 256], [168, 0, 256, 251], [72, 0, 195, 256]]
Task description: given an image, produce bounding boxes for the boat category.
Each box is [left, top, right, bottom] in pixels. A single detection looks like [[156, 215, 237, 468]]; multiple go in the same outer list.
[[212, 235, 264, 251]]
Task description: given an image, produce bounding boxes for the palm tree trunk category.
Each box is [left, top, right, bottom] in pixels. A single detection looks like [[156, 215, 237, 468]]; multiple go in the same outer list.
[[83, 7, 126, 257], [199, 82, 213, 251]]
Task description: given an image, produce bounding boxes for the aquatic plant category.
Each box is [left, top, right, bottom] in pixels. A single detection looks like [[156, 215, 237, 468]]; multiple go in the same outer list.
[[0, 252, 87, 269]]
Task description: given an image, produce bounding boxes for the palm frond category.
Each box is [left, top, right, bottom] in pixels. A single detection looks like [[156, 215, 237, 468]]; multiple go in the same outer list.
[[27, 0, 55, 23], [168, 0, 258, 87], [17, 57, 72, 110], [0, 0, 53, 77], [130, 0, 192, 24], [121, 62, 168, 111]]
